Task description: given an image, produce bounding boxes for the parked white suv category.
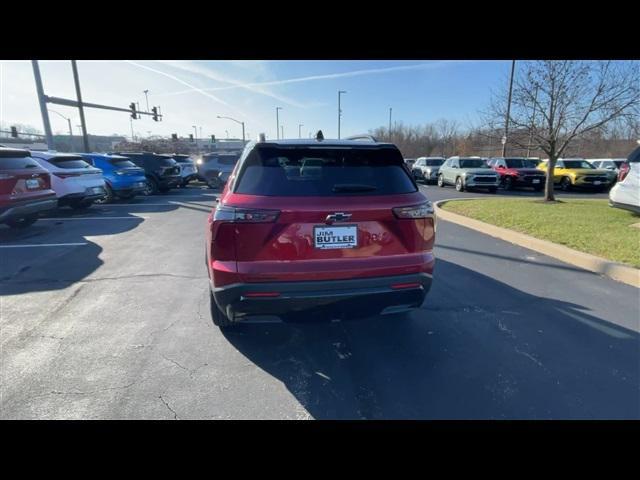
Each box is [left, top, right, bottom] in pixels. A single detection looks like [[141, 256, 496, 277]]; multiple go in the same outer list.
[[609, 147, 640, 214], [30, 151, 106, 209]]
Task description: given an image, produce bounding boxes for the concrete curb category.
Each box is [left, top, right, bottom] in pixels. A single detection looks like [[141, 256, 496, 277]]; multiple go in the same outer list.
[[434, 198, 640, 289]]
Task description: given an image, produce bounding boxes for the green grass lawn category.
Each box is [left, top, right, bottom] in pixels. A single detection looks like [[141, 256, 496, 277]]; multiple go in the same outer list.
[[441, 198, 640, 268]]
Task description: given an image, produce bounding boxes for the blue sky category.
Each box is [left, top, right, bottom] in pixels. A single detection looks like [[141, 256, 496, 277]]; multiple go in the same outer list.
[[0, 60, 512, 140]]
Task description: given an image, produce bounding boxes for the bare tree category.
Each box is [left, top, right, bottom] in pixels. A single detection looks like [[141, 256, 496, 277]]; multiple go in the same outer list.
[[434, 119, 459, 157], [487, 60, 640, 201]]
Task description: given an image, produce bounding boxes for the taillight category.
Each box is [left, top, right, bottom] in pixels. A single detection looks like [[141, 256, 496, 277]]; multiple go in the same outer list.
[[618, 162, 630, 182], [213, 205, 280, 223], [392, 201, 434, 219]]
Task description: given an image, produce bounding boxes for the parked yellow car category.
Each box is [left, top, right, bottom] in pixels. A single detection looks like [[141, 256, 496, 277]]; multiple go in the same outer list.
[[537, 158, 615, 191]]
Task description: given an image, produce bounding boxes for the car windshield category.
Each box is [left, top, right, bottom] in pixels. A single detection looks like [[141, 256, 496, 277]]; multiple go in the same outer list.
[[459, 159, 488, 168], [563, 160, 594, 169], [109, 159, 137, 168], [505, 159, 538, 168], [235, 146, 416, 196], [425, 159, 444, 166], [41, 156, 91, 169]]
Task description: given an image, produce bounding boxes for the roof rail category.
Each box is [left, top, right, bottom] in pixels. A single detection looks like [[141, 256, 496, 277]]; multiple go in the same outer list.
[[345, 134, 378, 142]]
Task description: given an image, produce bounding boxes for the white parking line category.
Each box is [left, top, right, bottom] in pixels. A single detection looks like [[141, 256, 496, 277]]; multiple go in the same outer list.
[[39, 216, 149, 220], [0, 242, 88, 248]]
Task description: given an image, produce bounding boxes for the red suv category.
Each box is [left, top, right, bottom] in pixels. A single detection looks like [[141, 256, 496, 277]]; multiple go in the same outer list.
[[0, 147, 57, 228], [488, 157, 546, 191], [205, 134, 435, 328]]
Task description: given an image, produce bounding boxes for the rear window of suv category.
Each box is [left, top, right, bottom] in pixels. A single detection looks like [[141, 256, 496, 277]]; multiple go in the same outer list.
[[0, 157, 41, 169], [38, 156, 91, 169], [109, 158, 137, 168], [234, 146, 417, 196]]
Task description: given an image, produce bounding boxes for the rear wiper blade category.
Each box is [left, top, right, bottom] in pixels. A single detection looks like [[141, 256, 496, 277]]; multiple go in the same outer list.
[[332, 183, 378, 192]]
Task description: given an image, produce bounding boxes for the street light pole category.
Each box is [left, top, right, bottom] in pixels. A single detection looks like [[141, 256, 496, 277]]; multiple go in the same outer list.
[[338, 90, 346, 139], [192, 125, 198, 145], [71, 60, 90, 152], [217, 115, 246, 142], [276, 107, 282, 139], [280, 125, 284, 139], [48, 109, 74, 150], [298, 124, 303, 139], [31, 60, 55, 150], [389, 107, 392, 135], [502, 60, 516, 157], [143, 90, 149, 112]]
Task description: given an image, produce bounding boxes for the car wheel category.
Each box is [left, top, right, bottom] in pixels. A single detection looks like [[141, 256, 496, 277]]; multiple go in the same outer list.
[[6, 215, 38, 229], [437, 175, 445, 188], [210, 290, 234, 329], [455, 177, 464, 192], [144, 177, 159, 196], [95, 184, 113, 204], [503, 176, 514, 191], [560, 177, 572, 191]]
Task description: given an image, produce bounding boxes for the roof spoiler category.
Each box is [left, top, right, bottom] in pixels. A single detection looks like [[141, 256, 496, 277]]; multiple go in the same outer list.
[[345, 134, 378, 142]]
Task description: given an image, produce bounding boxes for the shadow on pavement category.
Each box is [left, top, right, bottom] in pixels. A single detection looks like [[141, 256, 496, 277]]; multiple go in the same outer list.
[[0, 203, 161, 296], [221, 259, 640, 419]]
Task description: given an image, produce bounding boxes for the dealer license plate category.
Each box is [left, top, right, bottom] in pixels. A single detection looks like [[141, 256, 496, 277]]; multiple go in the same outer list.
[[314, 225, 358, 250]]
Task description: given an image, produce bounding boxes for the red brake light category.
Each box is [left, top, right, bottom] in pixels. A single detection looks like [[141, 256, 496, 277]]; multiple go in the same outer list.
[[244, 292, 281, 298], [391, 282, 421, 290], [618, 162, 630, 182]]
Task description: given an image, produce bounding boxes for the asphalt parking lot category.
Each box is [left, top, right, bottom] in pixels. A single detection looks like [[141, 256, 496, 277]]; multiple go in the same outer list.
[[1, 184, 638, 419]]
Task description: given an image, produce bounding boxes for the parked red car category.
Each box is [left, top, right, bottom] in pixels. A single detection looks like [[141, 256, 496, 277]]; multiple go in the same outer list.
[[0, 147, 57, 228], [488, 157, 546, 191], [205, 134, 436, 328]]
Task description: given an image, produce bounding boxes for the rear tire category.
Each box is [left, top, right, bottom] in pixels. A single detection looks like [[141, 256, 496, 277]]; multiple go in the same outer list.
[[455, 177, 464, 192], [560, 177, 572, 192], [437, 174, 445, 188], [95, 184, 113, 204], [144, 177, 159, 195], [210, 290, 234, 329], [503, 176, 514, 191], [6, 215, 38, 229]]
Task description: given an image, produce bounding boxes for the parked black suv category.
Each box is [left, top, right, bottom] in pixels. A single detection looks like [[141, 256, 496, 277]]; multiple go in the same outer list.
[[111, 152, 181, 195]]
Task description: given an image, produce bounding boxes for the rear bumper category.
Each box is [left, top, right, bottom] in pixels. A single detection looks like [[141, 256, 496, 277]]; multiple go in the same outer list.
[[0, 197, 57, 222], [609, 200, 640, 214], [58, 189, 106, 205], [210, 273, 432, 322]]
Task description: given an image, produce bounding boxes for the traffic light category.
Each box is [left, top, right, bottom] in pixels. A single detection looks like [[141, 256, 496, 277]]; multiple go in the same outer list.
[[10, 126, 18, 138], [189, 134, 194, 142], [130, 102, 138, 119], [171, 133, 178, 141], [152, 107, 158, 122]]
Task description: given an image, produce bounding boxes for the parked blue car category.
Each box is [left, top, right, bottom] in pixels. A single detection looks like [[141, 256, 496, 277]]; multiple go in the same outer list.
[[79, 153, 147, 203]]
